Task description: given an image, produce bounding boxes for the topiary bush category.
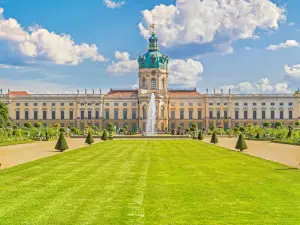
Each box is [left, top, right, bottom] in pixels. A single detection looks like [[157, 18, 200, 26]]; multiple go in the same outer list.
[[55, 132, 69, 152], [210, 132, 218, 144], [85, 130, 94, 145], [198, 131, 204, 140], [101, 130, 108, 141], [235, 134, 248, 151]]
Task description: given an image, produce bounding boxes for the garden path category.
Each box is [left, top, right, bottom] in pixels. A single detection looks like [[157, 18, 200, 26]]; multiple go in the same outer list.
[[0, 138, 101, 169], [204, 137, 300, 168]]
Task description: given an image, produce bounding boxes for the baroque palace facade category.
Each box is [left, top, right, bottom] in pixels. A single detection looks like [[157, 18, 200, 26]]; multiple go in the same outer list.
[[0, 28, 299, 131]]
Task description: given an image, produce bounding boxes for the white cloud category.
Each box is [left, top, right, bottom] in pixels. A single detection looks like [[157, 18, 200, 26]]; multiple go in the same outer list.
[[103, 0, 125, 9], [287, 22, 295, 26], [115, 51, 129, 61], [139, 0, 285, 47], [169, 59, 203, 87], [267, 40, 300, 51], [284, 64, 300, 79], [0, 79, 76, 94], [107, 51, 138, 75], [0, 64, 20, 69], [0, 8, 107, 65], [219, 78, 292, 94]]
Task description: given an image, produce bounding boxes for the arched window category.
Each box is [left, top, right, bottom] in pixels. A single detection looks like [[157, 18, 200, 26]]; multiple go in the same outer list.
[[151, 78, 156, 89], [161, 106, 164, 119], [161, 78, 165, 89]]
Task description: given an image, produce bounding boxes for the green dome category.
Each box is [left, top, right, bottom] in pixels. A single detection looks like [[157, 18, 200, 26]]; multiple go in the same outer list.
[[138, 33, 168, 69]]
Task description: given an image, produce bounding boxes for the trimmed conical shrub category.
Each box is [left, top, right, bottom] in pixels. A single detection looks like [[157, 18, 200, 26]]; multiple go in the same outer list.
[[287, 129, 292, 138], [210, 132, 218, 144], [55, 132, 69, 152], [85, 130, 94, 145], [198, 131, 204, 140], [235, 134, 248, 151], [45, 131, 49, 141], [101, 130, 108, 141], [255, 132, 260, 139]]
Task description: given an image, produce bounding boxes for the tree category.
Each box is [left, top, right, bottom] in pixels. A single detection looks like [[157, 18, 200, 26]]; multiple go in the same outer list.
[[255, 132, 260, 139], [275, 121, 283, 129], [171, 129, 176, 135], [295, 121, 300, 126], [239, 126, 246, 133], [24, 122, 32, 128], [263, 122, 271, 128], [55, 132, 69, 152], [286, 129, 292, 139], [34, 122, 42, 128], [210, 132, 218, 144], [107, 123, 114, 132], [6, 120, 12, 127], [0, 102, 8, 126], [101, 130, 108, 141], [59, 127, 66, 133], [198, 131, 204, 140], [235, 134, 248, 151], [45, 131, 50, 141], [85, 130, 94, 145]]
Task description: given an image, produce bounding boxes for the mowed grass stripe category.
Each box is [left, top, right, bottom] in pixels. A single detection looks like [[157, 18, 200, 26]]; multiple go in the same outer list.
[[1, 140, 300, 225]]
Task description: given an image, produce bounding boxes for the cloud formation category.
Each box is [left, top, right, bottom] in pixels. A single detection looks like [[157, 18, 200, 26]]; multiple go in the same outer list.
[[0, 8, 106, 65], [219, 78, 292, 94], [284, 64, 300, 79], [139, 0, 285, 47], [267, 40, 300, 51], [103, 0, 125, 9], [107, 51, 138, 74]]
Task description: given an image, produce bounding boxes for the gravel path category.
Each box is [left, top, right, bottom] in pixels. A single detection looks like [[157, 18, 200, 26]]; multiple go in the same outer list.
[[0, 138, 101, 169], [204, 137, 300, 168]]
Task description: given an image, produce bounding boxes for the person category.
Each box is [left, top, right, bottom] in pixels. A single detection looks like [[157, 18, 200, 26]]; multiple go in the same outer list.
[[66, 127, 70, 138]]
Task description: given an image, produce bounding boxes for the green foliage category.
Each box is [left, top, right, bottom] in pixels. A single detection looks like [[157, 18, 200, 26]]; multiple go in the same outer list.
[[295, 121, 300, 126], [101, 130, 108, 141], [209, 126, 215, 131], [59, 127, 66, 133], [286, 129, 292, 139], [6, 120, 12, 127], [275, 121, 283, 129], [45, 131, 49, 141], [171, 129, 176, 135], [85, 130, 94, 145], [13, 125, 18, 130], [0, 102, 8, 125], [263, 122, 271, 128], [235, 134, 248, 151], [239, 126, 246, 133], [124, 125, 128, 130], [55, 132, 69, 152], [34, 122, 42, 128], [107, 123, 114, 132], [255, 132, 260, 139], [198, 131, 204, 140], [210, 132, 218, 144], [52, 123, 60, 128], [24, 122, 32, 128]]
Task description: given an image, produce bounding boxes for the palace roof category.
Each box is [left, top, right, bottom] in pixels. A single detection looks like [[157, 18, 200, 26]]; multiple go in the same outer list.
[[105, 89, 138, 98], [169, 89, 202, 97], [9, 91, 30, 96]]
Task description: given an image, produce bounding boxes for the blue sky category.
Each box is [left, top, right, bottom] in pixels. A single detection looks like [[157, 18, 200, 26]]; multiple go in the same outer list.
[[0, 0, 300, 94]]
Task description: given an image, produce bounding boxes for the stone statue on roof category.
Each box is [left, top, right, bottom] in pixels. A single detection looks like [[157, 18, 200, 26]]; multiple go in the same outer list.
[[221, 88, 223, 94], [0, 88, 3, 94], [229, 89, 231, 94], [77, 89, 79, 94], [92, 89, 95, 94], [206, 88, 208, 94], [85, 89, 87, 94], [213, 88, 216, 94]]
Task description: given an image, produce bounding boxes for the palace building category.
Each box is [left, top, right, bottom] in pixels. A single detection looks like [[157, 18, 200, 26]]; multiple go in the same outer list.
[[0, 27, 299, 131]]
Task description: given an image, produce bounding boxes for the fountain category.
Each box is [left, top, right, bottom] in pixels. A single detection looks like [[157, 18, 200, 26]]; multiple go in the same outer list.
[[145, 93, 156, 136]]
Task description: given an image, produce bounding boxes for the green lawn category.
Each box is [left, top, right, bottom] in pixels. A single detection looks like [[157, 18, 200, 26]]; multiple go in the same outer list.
[[1, 140, 300, 225]]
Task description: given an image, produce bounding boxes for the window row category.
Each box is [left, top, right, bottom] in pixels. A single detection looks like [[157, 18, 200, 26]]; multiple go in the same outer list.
[[234, 102, 293, 106], [232, 110, 293, 120], [105, 103, 137, 107]]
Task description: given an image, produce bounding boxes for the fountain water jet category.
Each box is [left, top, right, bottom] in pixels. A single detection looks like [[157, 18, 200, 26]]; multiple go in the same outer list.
[[145, 93, 156, 136]]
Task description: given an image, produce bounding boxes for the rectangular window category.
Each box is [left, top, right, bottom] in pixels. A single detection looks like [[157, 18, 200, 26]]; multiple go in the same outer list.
[[132, 123, 137, 131], [224, 103, 228, 106], [123, 110, 128, 119], [16, 111, 20, 120], [224, 111, 228, 119], [114, 109, 119, 120], [52, 111, 56, 120], [69, 103, 73, 106], [235, 103, 239, 106], [105, 103, 109, 106], [217, 111, 220, 119], [132, 103, 136, 106], [244, 103, 248, 106], [61, 111, 65, 120], [16, 103, 20, 106], [217, 103, 220, 106], [271, 103, 275, 106], [209, 111, 213, 119], [114, 103, 118, 107], [123, 103, 127, 107], [88, 103, 92, 106], [34, 111, 38, 120], [34, 103, 38, 106], [105, 110, 110, 119], [289, 110, 293, 119], [43, 103, 47, 106], [244, 111, 248, 119], [61, 103, 64, 106], [88, 111, 92, 120], [280, 111, 284, 119], [180, 103, 184, 107], [235, 111, 239, 119], [289, 102, 293, 106], [81, 111, 84, 119], [52, 103, 56, 106], [189, 103, 193, 106], [189, 110, 193, 119], [171, 123, 175, 129], [280, 103, 284, 106], [262, 111, 266, 119], [43, 111, 47, 120], [262, 103, 266, 106], [198, 110, 202, 119], [25, 103, 29, 107], [132, 110, 136, 119], [69, 111, 74, 120], [180, 122, 184, 128], [171, 111, 175, 119], [180, 110, 184, 119], [95, 111, 99, 119], [271, 110, 275, 119], [253, 111, 257, 120], [253, 103, 257, 106], [209, 103, 213, 106]]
